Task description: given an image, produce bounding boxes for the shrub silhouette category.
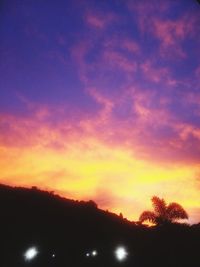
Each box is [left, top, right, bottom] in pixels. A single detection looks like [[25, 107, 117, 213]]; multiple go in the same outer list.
[[139, 196, 188, 225]]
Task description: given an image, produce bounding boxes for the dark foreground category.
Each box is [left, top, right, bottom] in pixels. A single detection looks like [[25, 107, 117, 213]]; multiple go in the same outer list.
[[0, 184, 200, 267]]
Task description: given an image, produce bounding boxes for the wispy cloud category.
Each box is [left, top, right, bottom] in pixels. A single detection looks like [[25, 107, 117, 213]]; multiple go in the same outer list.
[[85, 9, 117, 29]]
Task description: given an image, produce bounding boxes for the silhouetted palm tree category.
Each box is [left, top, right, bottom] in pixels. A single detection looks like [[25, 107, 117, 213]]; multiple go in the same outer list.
[[139, 196, 188, 225]]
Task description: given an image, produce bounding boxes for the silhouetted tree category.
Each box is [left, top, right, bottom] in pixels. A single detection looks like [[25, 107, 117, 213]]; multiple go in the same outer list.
[[139, 196, 188, 225]]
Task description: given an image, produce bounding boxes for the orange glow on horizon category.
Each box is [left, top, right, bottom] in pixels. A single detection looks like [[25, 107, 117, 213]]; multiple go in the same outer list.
[[0, 112, 200, 224]]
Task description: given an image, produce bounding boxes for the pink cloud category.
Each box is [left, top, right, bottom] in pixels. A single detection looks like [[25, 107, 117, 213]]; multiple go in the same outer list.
[[86, 13, 105, 29], [103, 50, 137, 73], [153, 20, 184, 46], [127, 0, 170, 33], [71, 37, 138, 90], [140, 60, 177, 86], [152, 13, 200, 59], [176, 123, 200, 142], [129, 87, 171, 124], [85, 88, 114, 125], [128, 1, 200, 59], [85, 10, 117, 29], [0, 105, 81, 150], [103, 35, 140, 55], [70, 40, 92, 84], [122, 39, 140, 54], [151, 16, 195, 58], [141, 61, 169, 83], [70, 32, 140, 90], [128, 0, 169, 15], [1, 88, 200, 167]]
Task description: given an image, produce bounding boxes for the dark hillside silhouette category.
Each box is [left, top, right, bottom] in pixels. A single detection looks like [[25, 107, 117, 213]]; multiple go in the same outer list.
[[0, 184, 200, 267]]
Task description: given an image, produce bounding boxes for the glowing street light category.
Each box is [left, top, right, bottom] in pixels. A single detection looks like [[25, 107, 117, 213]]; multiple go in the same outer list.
[[92, 250, 97, 256], [115, 246, 128, 261], [86, 249, 98, 257], [24, 246, 39, 261]]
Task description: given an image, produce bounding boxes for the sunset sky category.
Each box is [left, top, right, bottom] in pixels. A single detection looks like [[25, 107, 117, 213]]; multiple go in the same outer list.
[[1, 0, 200, 223]]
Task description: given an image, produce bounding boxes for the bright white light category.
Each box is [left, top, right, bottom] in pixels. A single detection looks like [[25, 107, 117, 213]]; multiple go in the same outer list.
[[86, 250, 97, 257], [115, 246, 128, 261], [24, 247, 38, 261], [52, 254, 55, 258], [92, 250, 97, 256]]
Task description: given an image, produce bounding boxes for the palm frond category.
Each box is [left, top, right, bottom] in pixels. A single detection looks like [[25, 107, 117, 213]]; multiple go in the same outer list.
[[167, 202, 188, 221], [139, 210, 156, 223], [151, 196, 167, 217]]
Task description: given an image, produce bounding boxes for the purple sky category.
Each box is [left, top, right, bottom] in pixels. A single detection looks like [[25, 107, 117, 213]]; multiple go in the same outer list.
[[1, 0, 200, 223]]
